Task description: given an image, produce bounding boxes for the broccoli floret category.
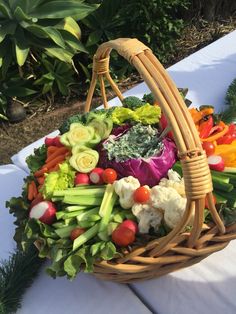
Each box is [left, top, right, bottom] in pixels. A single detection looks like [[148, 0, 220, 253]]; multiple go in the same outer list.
[[59, 113, 85, 134], [142, 93, 155, 105], [122, 96, 144, 110]]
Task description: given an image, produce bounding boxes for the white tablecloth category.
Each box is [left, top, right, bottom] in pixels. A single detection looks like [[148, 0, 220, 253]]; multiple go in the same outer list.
[[5, 29, 236, 313]]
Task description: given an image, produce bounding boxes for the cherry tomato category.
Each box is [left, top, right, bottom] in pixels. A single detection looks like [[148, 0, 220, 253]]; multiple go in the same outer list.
[[217, 134, 233, 145], [70, 227, 86, 241], [133, 186, 150, 203], [205, 194, 216, 209], [102, 168, 117, 184], [112, 226, 135, 246], [202, 142, 215, 156]]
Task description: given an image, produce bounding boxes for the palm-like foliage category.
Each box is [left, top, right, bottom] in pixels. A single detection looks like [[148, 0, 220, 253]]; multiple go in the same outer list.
[[0, 0, 98, 76]]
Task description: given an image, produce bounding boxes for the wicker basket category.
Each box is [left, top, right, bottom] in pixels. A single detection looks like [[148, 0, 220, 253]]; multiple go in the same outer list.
[[35, 38, 236, 283], [80, 38, 236, 283]]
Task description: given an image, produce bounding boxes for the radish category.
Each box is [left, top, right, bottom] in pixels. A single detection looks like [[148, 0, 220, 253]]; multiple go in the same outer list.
[[74, 173, 90, 185], [89, 168, 104, 184], [45, 136, 64, 147], [208, 155, 225, 171], [119, 220, 138, 234], [53, 136, 64, 147], [45, 137, 55, 146], [29, 201, 56, 225]]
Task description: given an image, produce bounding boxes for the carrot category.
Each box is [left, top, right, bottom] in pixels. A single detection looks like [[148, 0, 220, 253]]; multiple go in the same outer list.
[[44, 154, 66, 170], [48, 164, 60, 173], [46, 147, 69, 163], [37, 176, 45, 185], [28, 182, 35, 201], [47, 146, 58, 158], [31, 181, 38, 198], [34, 167, 48, 178]]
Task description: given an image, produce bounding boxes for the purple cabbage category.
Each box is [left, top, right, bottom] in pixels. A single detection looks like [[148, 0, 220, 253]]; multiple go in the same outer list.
[[97, 128, 177, 187]]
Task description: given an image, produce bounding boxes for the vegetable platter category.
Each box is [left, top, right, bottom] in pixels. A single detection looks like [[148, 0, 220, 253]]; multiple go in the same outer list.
[[7, 38, 236, 283]]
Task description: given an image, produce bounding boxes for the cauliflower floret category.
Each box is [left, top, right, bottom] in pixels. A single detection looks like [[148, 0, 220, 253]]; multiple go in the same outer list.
[[113, 176, 140, 209], [132, 203, 163, 233], [150, 185, 187, 229], [159, 169, 185, 197]]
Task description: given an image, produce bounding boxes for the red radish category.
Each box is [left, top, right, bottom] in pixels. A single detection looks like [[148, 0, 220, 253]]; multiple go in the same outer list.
[[208, 155, 225, 171], [70, 227, 86, 241], [53, 136, 64, 147], [112, 226, 135, 246], [119, 220, 138, 234], [29, 201, 56, 225], [30, 194, 44, 209], [74, 173, 90, 185], [45, 137, 55, 146], [89, 168, 104, 184]]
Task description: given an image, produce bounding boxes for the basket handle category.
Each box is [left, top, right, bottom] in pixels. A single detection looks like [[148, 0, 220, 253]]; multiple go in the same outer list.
[[84, 38, 225, 254]]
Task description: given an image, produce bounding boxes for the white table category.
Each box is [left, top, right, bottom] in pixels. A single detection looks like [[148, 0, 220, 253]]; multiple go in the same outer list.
[[4, 29, 236, 313]]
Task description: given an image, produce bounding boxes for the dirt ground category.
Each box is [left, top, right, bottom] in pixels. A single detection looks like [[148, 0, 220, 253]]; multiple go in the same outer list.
[[1, 18, 236, 165]]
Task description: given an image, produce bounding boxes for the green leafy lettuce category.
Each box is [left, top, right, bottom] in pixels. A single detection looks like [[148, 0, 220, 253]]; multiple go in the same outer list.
[[41, 162, 75, 199], [111, 103, 161, 125], [26, 145, 47, 173]]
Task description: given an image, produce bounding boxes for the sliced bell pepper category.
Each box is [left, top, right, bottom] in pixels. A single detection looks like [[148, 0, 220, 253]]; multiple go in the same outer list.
[[199, 116, 214, 139], [201, 124, 229, 142]]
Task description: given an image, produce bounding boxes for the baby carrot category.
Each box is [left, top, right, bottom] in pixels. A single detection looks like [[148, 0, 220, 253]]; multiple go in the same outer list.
[[47, 146, 58, 158], [28, 182, 34, 201], [46, 147, 69, 163], [31, 181, 38, 198], [44, 154, 66, 170], [37, 176, 45, 185], [34, 167, 48, 178]]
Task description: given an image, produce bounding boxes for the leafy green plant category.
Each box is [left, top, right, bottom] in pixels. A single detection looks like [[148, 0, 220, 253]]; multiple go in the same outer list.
[[0, 0, 98, 74], [0, 0, 100, 120], [81, 0, 189, 72], [34, 55, 76, 97]]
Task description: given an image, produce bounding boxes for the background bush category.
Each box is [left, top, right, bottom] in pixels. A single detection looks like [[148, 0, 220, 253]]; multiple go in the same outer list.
[[0, 0, 98, 120]]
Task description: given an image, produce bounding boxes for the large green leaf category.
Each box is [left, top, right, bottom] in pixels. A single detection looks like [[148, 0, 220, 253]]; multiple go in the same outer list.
[[45, 47, 73, 63], [60, 30, 87, 53], [0, 21, 17, 43], [86, 29, 103, 47], [31, 2, 98, 20], [14, 6, 31, 22], [60, 16, 81, 39], [0, 2, 12, 18], [1, 51, 12, 78], [14, 28, 29, 66], [26, 25, 66, 49], [5, 86, 37, 97]]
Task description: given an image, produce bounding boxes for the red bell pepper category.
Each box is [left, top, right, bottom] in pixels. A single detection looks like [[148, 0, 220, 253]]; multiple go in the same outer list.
[[199, 116, 214, 139]]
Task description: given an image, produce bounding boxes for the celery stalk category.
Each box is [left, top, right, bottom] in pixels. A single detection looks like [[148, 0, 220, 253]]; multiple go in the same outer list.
[[63, 195, 103, 205], [73, 223, 99, 250], [65, 205, 92, 212], [98, 185, 118, 241], [55, 224, 77, 238], [53, 187, 105, 197], [76, 207, 100, 222]]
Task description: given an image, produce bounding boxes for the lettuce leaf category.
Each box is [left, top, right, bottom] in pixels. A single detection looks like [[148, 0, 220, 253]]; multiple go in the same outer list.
[[41, 162, 75, 199], [26, 145, 47, 173]]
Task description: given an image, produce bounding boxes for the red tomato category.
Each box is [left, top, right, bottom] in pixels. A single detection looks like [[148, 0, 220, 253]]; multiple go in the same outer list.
[[112, 226, 135, 246], [217, 134, 233, 145], [70, 228, 86, 241], [102, 168, 117, 184], [133, 186, 150, 203], [202, 142, 215, 156], [205, 195, 216, 209], [231, 133, 236, 141]]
